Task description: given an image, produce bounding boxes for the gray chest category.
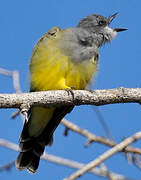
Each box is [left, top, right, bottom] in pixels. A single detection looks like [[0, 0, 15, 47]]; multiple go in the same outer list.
[[57, 28, 99, 62]]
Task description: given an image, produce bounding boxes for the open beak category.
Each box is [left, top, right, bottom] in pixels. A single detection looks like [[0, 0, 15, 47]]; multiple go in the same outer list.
[[108, 12, 128, 32], [108, 12, 120, 24]]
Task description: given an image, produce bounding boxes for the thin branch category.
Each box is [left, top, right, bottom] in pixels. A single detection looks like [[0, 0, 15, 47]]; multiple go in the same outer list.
[[0, 161, 15, 172], [12, 70, 22, 93], [64, 131, 141, 180], [0, 68, 13, 76], [0, 68, 21, 93], [99, 163, 118, 180], [61, 119, 141, 154], [0, 139, 129, 179], [92, 106, 114, 140], [11, 109, 21, 119], [42, 154, 129, 180], [0, 88, 141, 109], [132, 154, 141, 170]]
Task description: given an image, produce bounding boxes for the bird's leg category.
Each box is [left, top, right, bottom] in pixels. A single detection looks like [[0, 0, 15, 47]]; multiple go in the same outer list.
[[65, 86, 76, 100], [20, 103, 30, 123]]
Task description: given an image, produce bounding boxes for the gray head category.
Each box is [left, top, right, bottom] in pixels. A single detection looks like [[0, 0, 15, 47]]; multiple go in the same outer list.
[[77, 12, 127, 47]]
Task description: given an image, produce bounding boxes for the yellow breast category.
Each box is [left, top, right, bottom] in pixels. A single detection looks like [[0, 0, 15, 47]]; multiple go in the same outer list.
[[30, 32, 98, 91]]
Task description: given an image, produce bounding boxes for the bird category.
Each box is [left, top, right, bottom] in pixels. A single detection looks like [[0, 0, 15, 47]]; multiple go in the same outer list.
[[16, 12, 127, 173]]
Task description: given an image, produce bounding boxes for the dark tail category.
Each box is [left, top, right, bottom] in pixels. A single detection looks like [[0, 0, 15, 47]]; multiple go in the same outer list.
[[16, 105, 74, 173], [16, 131, 45, 173]]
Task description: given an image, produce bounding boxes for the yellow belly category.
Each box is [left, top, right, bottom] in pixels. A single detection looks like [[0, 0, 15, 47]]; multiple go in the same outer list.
[[30, 45, 97, 91], [28, 34, 98, 137]]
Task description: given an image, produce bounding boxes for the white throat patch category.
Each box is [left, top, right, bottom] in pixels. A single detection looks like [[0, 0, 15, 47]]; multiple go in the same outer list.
[[104, 26, 117, 41]]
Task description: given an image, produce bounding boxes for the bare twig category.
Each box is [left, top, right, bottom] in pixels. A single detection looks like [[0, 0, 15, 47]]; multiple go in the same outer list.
[[0, 88, 141, 109], [0, 68, 13, 76], [61, 119, 141, 154], [100, 163, 116, 180], [92, 106, 114, 140], [132, 154, 141, 169], [0, 68, 21, 93], [0, 138, 130, 179], [12, 70, 22, 93], [11, 110, 21, 119], [0, 161, 15, 172], [64, 127, 70, 136], [64, 131, 141, 180], [125, 153, 133, 164]]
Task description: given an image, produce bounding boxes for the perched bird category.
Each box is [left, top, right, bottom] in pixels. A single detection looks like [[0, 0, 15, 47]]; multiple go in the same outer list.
[[16, 12, 127, 173]]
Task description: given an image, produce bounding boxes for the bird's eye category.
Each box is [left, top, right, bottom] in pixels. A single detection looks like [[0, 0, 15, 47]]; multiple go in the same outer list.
[[99, 20, 106, 26]]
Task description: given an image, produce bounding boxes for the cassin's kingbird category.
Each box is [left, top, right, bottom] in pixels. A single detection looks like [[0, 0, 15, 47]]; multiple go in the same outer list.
[[16, 12, 127, 173]]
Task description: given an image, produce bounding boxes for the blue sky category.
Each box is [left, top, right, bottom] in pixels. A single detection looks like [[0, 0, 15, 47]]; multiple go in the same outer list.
[[0, 0, 141, 179]]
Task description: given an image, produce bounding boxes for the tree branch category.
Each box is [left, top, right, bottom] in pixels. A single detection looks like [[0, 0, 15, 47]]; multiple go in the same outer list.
[[61, 119, 141, 154], [64, 131, 141, 180], [0, 88, 141, 109], [0, 68, 21, 93], [0, 138, 128, 180]]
